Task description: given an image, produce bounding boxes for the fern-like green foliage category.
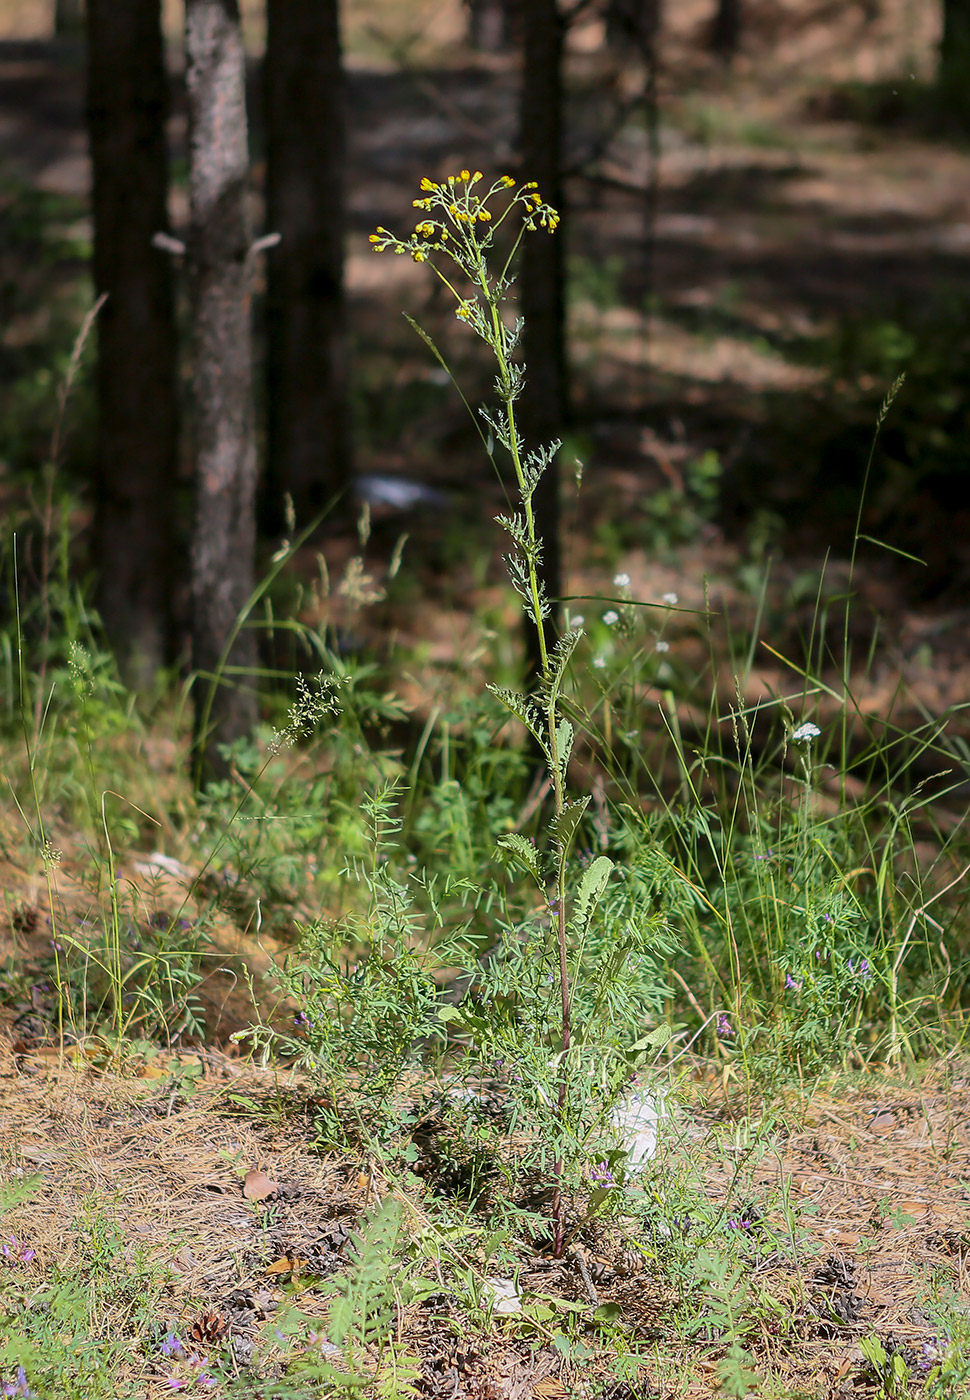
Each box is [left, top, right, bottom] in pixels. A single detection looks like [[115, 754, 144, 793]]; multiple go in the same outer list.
[[329, 1198, 402, 1353]]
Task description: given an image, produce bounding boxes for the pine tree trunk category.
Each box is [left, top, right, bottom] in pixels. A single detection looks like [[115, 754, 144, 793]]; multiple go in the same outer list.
[[55, 0, 85, 37], [518, 0, 566, 684], [86, 0, 179, 684], [185, 0, 258, 782], [606, 0, 662, 52], [263, 0, 352, 536], [710, 0, 742, 61], [941, 0, 970, 121]]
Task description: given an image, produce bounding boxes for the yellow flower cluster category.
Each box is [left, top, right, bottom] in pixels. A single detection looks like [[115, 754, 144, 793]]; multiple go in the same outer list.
[[369, 169, 560, 283]]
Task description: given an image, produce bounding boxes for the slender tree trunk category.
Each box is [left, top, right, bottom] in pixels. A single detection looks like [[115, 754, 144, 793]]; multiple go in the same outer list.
[[518, 0, 566, 684], [55, 0, 85, 37], [185, 0, 258, 782], [605, 0, 661, 52], [941, 0, 970, 121], [710, 0, 742, 61], [262, 0, 352, 536], [86, 0, 179, 684]]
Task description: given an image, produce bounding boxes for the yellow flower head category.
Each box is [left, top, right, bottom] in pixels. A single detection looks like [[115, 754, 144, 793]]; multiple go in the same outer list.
[[459, 169, 471, 182], [419, 176, 437, 191], [411, 249, 427, 263], [501, 175, 516, 188], [477, 209, 492, 221]]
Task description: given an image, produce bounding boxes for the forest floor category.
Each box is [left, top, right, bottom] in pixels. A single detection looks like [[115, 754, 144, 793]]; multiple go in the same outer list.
[[2, 2, 970, 1397]]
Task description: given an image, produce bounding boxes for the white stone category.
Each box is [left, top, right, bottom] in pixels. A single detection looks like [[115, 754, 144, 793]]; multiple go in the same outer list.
[[610, 1087, 661, 1173], [484, 1277, 522, 1315]]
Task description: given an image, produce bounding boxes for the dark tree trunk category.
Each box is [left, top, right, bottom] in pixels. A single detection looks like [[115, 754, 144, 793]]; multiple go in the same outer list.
[[605, 0, 662, 52], [518, 0, 566, 685], [86, 0, 179, 685], [55, 0, 84, 37], [185, 0, 258, 782], [941, 0, 970, 120], [710, 0, 742, 61], [262, 0, 352, 536]]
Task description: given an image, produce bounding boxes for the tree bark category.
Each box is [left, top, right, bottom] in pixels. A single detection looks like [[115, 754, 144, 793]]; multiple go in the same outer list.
[[185, 0, 258, 782], [941, 0, 970, 121], [86, 0, 179, 685], [605, 0, 662, 52], [518, 0, 567, 684], [55, 0, 85, 37], [710, 0, 742, 61], [262, 0, 352, 536]]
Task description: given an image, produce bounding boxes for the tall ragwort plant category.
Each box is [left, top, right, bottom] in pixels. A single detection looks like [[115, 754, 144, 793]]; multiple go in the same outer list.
[[372, 172, 622, 1252]]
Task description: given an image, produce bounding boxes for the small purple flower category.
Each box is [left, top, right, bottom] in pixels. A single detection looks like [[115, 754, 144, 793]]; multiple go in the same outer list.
[[160, 1334, 185, 1359], [847, 957, 871, 978], [785, 973, 801, 991], [1, 1370, 34, 1399], [198, 1375, 218, 1389], [917, 1336, 946, 1373], [716, 1014, 734, 1038], [590, 1162, 616, 1187], [1, 1237, 34, 1267], [727, 1217, 753, 1231]]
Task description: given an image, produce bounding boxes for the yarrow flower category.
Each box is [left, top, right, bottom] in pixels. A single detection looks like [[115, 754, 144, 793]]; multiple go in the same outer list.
[[613, 572, 630, 588], [662, 592, 678, 605], [791, 722, 821, 742], [603, 610, 619, 626], [593, 656, 606, 669], [568, 614, 584, 628], [655, 639, 670, 653]]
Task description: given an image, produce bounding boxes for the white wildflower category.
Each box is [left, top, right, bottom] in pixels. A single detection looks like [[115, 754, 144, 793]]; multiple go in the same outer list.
[[613, 572, 630, 588], [593, 656, 606, 669], [569, 614, 584, 628], [603, 609, 619, 626], [655, 639, 670, 653], [662, 592, 678, 605], [792, 722, 821, 742]]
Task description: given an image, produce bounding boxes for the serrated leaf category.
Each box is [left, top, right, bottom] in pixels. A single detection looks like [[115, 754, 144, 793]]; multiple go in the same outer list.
[[574, 855, 613, 930], [551, 796, 589, 858], [0, 1173, 43, 1215], [554, 718, 574, 782], [496, 832, 544, 884], [541, 625, 582, 704], [486, 683, 545, 746]]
